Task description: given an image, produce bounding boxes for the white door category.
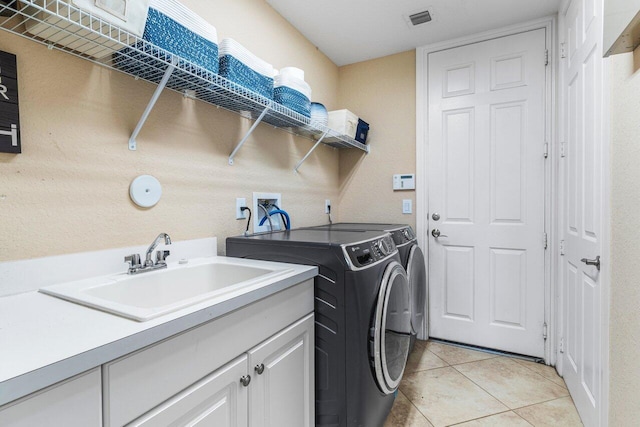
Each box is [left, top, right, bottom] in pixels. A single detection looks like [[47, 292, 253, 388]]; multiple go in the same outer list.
[[248, 314, 314, 427], [129, 355, 249, 427], [428, 29, 547, 357], [560, 0, 606, 424]]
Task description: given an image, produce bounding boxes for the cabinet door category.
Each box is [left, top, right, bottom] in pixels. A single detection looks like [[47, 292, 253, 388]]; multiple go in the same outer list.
[[0, 368, 101, 427], [129, 355, 249, 427], [248, 313, 314, 427]]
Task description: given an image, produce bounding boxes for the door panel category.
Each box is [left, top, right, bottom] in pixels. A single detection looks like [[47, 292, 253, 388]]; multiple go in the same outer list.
[[491, 102, 526, 223], [490, 248, 526, 328], [444, 108, 475, 222], [428, 29, 547, 357]]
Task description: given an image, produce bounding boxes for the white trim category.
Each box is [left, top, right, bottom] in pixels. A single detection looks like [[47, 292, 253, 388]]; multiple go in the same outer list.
[[415, 45, 428, 340], [416, 15, 557, 55], [544, 16, 558, 365], [559, 0, 572, 15], [600, 48, 611, 427], [416, 16, 557, 359], [555, 6, 566, 378]]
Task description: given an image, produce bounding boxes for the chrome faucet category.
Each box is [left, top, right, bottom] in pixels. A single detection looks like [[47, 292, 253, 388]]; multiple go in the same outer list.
[[124, 233, 172, 275], [145, 233, 172, 267]]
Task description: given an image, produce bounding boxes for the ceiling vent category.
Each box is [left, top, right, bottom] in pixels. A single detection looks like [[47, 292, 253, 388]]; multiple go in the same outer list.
[[409, 10, 432, 26]]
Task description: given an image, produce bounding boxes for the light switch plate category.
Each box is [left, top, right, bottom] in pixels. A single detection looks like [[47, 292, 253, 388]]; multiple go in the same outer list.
[[402, 199, 412, 214]]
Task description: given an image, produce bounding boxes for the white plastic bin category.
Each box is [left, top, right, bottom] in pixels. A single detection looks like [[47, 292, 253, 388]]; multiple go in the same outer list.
[[20, 0, 147, 58], [328, 109, 358, 139]]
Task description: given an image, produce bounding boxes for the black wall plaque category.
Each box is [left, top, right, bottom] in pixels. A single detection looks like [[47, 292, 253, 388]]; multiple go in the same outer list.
[[0, 50, 20, 154]]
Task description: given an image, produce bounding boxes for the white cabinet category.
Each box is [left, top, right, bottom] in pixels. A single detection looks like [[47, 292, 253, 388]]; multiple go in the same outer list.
[[129, 355, 249, 427], [102, 281, 314, 426], [0, 280, 314, 427], [128, 313, 314, 427], [103, 280, 313, 426], [0, 368, 102, 427], [248, 314, 314, 427]]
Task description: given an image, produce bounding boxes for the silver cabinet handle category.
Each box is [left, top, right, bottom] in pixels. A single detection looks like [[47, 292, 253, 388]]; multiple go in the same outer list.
[[581, 256, 600, 271], [431, 229, 448, 238], [254, 364, 265, 375], [240, 375, 251, 386]]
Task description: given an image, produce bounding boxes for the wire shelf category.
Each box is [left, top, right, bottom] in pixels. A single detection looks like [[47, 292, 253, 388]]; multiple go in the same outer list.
[[0, 0, 370, 159]]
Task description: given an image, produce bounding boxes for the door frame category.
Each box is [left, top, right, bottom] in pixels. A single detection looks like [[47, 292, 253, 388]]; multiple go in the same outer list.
[[416, 16, 557, 362], [556, 0, 610, 423]]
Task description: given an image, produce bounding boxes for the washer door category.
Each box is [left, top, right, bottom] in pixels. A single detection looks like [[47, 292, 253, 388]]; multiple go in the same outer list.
[[373, 261, 411, 394], [406, 244, 427, 338]]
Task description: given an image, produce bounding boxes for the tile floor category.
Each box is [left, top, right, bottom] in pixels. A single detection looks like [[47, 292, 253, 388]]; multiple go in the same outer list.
[[384, 341, 583, 427]]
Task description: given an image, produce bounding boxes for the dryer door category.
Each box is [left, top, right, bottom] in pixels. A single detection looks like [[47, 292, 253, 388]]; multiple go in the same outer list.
[[373, 261, 411, 394], [406, 244, 427, 339]]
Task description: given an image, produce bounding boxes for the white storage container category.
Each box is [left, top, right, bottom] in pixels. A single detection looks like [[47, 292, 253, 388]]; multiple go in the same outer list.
[[20, 0, 149, 58], [328, 109, 358, 139]]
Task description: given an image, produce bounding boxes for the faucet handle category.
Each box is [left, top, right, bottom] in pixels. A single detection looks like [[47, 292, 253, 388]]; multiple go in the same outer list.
[[125, 254, 141, 273], [156, 250, 170, 265], [125, 254, 141, 266]]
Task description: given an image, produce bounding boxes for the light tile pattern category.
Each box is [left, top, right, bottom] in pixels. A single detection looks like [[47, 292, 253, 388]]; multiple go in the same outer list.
[[513, 358, 567, 388], [453, 357, 569, 409], [401, 367, 508, 427], [515, 396, 583, 426], [404, 341, 448, 373], [385, 341, 583, 427], [454, 411, 532, 426], [426, 341, 497, 365], [384, 390, 434, 427]]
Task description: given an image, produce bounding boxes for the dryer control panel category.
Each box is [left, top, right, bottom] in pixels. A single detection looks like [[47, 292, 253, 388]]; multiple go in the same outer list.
[[389, 226, 416, 247], [343, 234, 396, 270]]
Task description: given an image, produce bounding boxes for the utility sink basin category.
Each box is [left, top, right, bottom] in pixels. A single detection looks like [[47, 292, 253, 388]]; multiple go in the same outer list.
[[40, 257, 293, 321]]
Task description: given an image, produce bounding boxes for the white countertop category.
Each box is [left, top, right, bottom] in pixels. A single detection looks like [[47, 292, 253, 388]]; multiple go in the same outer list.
[[0, 259, 317, 407]]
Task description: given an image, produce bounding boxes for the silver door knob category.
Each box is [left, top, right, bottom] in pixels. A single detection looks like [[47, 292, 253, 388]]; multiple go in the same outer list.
[[432, 213, 440, 221], [255, 363, 265, 375], [431, 229, 448, 238], [240, 375, 251, 386], [581, 256, 600, 271]]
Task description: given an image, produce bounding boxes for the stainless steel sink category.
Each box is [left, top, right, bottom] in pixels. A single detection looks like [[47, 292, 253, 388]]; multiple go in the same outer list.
[[40, 257, 293, 321]]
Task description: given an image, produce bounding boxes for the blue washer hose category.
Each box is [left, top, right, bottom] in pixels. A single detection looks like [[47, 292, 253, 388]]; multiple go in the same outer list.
[[259, 209, 291, 230]]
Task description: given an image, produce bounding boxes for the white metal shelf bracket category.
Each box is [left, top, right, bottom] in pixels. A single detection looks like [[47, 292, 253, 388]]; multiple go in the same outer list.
[[228, 107, 269, 165], [294, 130, 329, 173], [128, 56, 179, 151]]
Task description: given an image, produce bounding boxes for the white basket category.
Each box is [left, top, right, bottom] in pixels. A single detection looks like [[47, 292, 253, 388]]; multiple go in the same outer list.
[[20, 0, 134, 58], [328, 109, 358, 139]]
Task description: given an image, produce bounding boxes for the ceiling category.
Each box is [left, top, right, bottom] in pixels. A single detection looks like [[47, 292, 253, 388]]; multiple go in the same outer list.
[[265, 0, 562, 66]]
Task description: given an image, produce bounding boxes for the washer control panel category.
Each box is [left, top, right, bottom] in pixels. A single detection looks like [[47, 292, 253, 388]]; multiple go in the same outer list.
[[344, 234, 396, 269]]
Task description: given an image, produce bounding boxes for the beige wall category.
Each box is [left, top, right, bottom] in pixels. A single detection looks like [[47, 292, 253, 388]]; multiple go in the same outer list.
[[0, 0, 342, 261], [337, 50, 417, 228], [608, 49, 640, 422]]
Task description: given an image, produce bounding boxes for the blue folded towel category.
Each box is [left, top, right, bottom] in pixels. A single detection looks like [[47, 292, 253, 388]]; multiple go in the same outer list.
[[143, 8, 218, 74], [219, 55, 274, 100], [274, 86, 311, 117]]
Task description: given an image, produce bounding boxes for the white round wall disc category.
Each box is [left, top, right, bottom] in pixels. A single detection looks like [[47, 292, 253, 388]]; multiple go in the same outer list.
[[129, 175, 162, 208]]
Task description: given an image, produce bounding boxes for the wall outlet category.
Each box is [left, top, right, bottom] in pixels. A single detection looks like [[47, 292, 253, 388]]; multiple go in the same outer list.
[[236, 198, 247, 220], [325, 199, 331, 214], [253, 192, 282, 232]]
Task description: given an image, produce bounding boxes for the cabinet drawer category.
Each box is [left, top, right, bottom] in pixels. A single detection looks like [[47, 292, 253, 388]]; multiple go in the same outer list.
[[129, 355, 249, 427], [0, 368, 101, 427], [104, 280, 313, 426]]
